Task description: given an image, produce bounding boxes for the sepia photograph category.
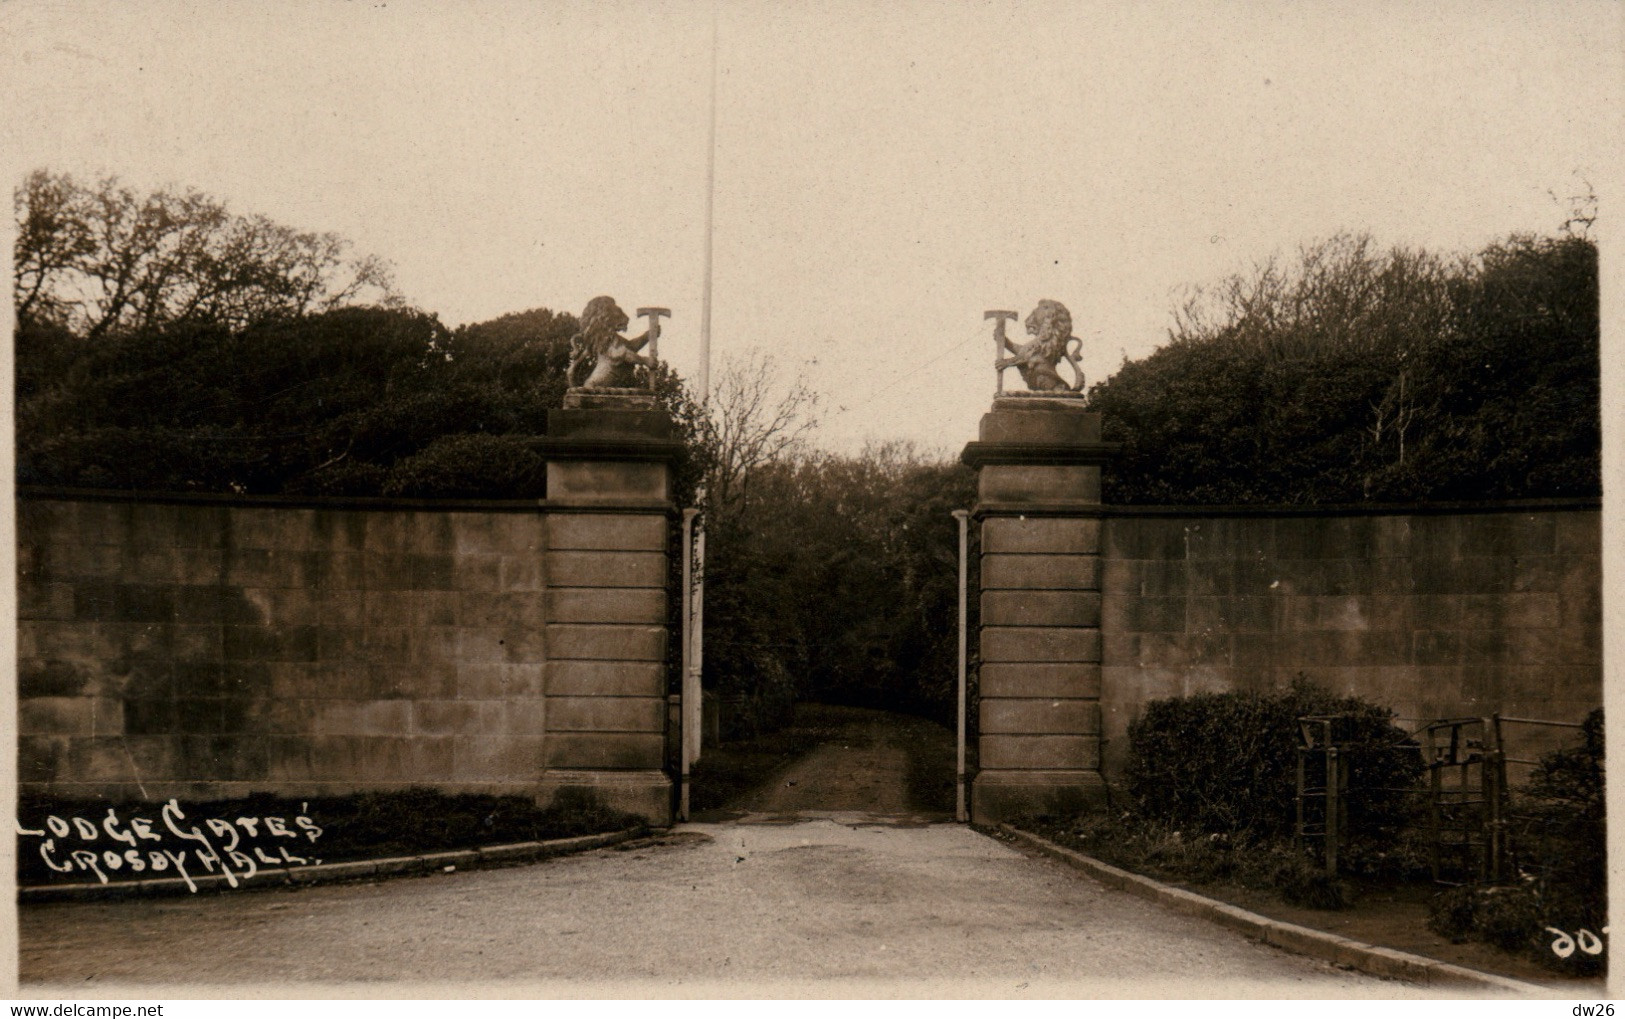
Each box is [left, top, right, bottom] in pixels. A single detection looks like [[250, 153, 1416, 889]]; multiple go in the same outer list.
[[2, 0, 1617, 1004]]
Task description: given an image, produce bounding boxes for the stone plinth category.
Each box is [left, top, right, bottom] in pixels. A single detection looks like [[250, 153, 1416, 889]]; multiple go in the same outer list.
[[538, 396, 682, 823], [962, 397, 1119, 823]]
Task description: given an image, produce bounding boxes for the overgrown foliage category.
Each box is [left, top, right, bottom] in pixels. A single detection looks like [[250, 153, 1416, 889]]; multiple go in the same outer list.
[[1089, 231, 1599, 504], [15, 304, 704, 502], [1509, 706, 1605, 940], [1124, 680, 1422, 841], [703, 443, 977, 729], [1432, 708, 1608, 975], [1023, 813, 1351, 909]]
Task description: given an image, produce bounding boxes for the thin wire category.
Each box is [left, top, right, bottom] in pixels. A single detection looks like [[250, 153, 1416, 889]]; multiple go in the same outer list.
[[835, 324, 987, 416]]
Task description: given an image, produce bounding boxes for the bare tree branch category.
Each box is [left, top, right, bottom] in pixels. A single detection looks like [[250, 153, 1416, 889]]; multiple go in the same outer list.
[[13, 170, 402, 337], [699, 350, 821, 522]]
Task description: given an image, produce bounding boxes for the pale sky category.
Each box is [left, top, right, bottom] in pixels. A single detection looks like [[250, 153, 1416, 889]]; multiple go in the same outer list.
[[3, 1, 1620, 454]]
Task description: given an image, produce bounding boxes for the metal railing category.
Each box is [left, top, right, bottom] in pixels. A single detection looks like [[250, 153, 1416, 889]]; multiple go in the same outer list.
[[1296, 711, 1594, 884]]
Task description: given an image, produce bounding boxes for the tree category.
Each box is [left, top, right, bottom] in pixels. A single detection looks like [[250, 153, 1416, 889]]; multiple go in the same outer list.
[[692, 350, 821, 522], [14, 170, 399, 338], [673, 351, 822, 730], [700, 439, 977, 729]]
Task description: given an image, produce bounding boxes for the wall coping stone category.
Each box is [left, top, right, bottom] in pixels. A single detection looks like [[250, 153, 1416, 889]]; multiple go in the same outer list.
[[16, 486, 678, 515], [961, 441, 1122, 469], [973, 503, 1109, 520], [1094, 497, 1600, 519], [531, 436, 686, 464], [970, 496, 1599, 522]]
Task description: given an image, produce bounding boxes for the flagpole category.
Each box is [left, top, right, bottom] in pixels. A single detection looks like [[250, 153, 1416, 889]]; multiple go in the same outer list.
[[698, 4, 716, 399], [682, 5, 717, 819]]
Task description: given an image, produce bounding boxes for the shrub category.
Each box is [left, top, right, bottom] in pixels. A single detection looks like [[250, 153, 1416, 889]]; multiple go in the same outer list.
[[1273, 857, 1351, 910], [1124, 679, 1422, 842], [1428, 885, 1585, 965], [1428, 885, 1479, 942], [1027, 812, 1356, 909], [1429, 711, 1607, 975], [1427, 886, 1541, 950], [539, 786, 643, 837], [14, 303, 702, 501], [1337, 804, 1436, 881], [1513, 708, 1606, 947], [381, 433, 545, 499], [1474, 887, 1544, 952]]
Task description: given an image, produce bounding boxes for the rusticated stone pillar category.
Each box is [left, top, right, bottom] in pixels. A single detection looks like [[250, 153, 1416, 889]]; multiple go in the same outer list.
[[537, 394, 682, 824], [961, 397, 1119, 823]]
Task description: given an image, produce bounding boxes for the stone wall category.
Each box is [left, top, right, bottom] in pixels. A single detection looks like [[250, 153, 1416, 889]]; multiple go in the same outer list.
[[20, 486, 1603, 816], [1096, 502, 1602, 780], [16, 493, 672, 816]]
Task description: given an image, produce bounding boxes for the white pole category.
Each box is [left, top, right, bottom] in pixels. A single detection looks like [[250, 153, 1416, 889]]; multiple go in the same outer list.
[[687, 5, 718, 773], [953, 509, 970, 823], [689, 520, 706, 767], [680, 508, 698, 820]]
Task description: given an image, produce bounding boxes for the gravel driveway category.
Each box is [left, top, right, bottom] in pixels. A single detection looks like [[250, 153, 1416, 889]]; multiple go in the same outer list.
[[20, 813, 1424, 995], [20, 708, 1442, 995]]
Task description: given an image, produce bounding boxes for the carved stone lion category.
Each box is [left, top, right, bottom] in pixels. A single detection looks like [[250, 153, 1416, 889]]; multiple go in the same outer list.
[[996, 299, 1085, 393], [568, 296, 656, 389]]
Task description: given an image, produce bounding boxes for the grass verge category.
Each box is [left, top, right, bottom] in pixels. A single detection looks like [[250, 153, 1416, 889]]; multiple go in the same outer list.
[[1015, 811, 1603, 986]]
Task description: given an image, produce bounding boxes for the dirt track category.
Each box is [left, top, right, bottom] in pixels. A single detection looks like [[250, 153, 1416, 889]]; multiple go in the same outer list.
[[716, 704, 953, 818]]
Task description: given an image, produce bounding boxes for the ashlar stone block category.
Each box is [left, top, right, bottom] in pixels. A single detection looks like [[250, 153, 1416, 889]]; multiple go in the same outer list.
[[979, 464, 1101, 505], [981, 626, 1101, 663], [19, 697, 96, 736], [546, 514, 668, 552], [981, 590, 1100, 628], [982, 554, 1100, 591], [971, 769, 1107, 822], [546, 624, 665, 661], [547, 696, 665, 733], [982, 517, 1100, 555], [978, 663, 1102, 699], [548, 461, 669, 504], [546, 587, 666, 624], [544, 661, 665, 698], [548, 550, 667, 588], [980, 734, 1101, 771], [979, 698, 1100, 735], [546, 733, 663, 770]]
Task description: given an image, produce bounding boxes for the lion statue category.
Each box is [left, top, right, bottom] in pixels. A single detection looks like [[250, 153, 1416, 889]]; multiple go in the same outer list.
[[567, 296, 656, 389], [996, 299, 1085, 393]]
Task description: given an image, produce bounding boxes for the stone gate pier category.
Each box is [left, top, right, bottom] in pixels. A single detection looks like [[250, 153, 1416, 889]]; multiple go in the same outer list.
[[537, 393, 684, 822], [961, 396, 1119, 823]]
